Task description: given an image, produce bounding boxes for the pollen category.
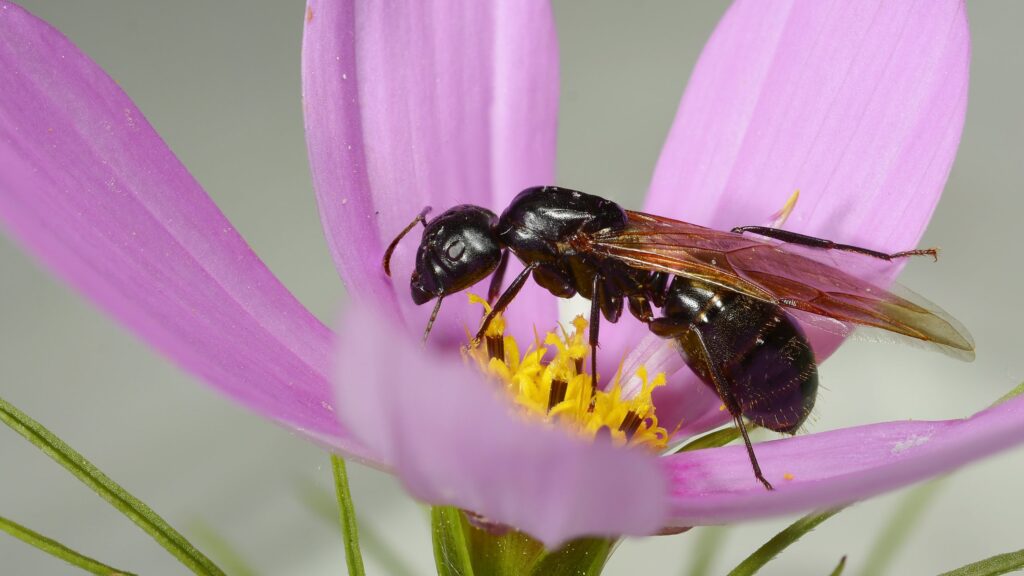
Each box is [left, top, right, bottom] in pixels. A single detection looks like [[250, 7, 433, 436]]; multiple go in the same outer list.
[[464, 294, 669, 451]]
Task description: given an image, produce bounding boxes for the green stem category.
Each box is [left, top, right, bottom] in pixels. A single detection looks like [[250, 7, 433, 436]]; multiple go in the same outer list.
[[331, 455, 366, 576], [188, 521, 258, 576], [938, 549, 1024, 576], [298, 478, 418, 576], [685, 526, 728, 576], [727, 507, 845, 576], [0, 394, 224, 575], [0, 515, 137, 575], [858, 481, 942, 576]]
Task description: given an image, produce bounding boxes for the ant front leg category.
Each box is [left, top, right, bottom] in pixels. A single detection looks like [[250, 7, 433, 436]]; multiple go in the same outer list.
[[473, 263, 537, 345], [731, 226, 937, 262], [487, 250, 510, 304]]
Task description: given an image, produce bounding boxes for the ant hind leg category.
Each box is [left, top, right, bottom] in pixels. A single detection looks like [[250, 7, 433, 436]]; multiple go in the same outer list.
[[730, 226, 937, 262]]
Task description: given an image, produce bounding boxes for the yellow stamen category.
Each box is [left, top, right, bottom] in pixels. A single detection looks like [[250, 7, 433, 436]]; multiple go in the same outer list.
[[463, 294, 669, 451], [769, 189, 800, 228]]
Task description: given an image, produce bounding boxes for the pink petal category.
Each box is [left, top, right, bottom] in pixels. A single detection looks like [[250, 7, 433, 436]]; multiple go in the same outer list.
[[0, 2, 372, 461], [302, 1, 559, 347], [628, 0, 970, 435], [333, 304, 667, 547], [661, 396, 1024, 525]]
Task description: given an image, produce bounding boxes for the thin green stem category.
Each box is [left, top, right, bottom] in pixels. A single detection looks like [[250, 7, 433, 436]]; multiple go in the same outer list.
[[685, 526, 728, 576], [0, 515, 137, 575], [188, 521, 258, 576], [0, 394, 224, 575], [297, 478, 418, 576], [938, 549, 1024, 576], [331, 455, 366, 576], [858, 481, 943, 576], [727, 507, 845, 576]]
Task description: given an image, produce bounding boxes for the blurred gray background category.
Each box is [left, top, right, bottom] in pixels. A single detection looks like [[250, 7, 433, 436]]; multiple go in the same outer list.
[[2, 1, 1022, 574]]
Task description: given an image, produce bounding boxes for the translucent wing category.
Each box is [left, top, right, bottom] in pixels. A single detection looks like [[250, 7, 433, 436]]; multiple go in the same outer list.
[[586, 211, 974, 360]]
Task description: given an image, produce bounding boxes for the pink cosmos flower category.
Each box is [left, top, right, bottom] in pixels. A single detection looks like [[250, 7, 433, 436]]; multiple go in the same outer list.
[[1, 0, 1019, 549]]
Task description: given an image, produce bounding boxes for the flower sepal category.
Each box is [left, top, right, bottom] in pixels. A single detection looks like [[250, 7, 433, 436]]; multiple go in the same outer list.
[[431, 506, 614, 576]]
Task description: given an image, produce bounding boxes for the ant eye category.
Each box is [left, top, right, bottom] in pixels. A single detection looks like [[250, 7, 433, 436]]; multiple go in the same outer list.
[[445, 238, 466, 261]]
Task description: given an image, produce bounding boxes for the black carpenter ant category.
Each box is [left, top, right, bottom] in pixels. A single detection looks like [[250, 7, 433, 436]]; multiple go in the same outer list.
[[383, 186, 973, 490]]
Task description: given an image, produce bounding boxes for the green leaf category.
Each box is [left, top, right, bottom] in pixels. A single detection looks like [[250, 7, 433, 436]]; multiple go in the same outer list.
[[674, 426, 739, 453], [331, 455, 366, 576], [188, 521, 258, 576], [992, 381, 1024, 407], [727, 507, 845, 576], [430, 506, 614, 576], [674, 423, 760, 454], [829, 556, 848, 576], [0, 394, 224, 576], [298, 478, 418, 576], [0, 514, 137, 575], [685, 526, 728, 576], [462, 515, 544, 574], [928, 383, 1024, 576], [858, 481, 942, 576], [432, 507, 476, 576], [938, 549, 1024, 576]]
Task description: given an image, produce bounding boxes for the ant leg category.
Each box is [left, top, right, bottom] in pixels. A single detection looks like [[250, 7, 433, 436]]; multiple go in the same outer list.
[[487, 250, 510, 304], [422, 296, 444, 344], [734, 414, 773, 491], [472, 263, 537, 345], [730, 226, 937, 262], [689, 327, 774, 491], [627, 294, 654, 324], [383, 206, 432, 276], [588, 273, 603, 391]]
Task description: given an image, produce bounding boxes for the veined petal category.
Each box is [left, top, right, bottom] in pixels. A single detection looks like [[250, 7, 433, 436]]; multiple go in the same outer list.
[[635, 0, 969, 434], [661, 397, 1024, 525], [333, 304, 667, 547], [0, 2, 372, 460], [647, 0, 968, 239], [302, 1, 559, 347]]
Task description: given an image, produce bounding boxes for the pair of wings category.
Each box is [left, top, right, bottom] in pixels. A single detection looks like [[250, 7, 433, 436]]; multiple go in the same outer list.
[[587, 211, 975, 360]]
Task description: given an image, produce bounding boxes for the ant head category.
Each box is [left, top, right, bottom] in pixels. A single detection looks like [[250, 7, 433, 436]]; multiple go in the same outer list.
[[408, 205, 502, 305]]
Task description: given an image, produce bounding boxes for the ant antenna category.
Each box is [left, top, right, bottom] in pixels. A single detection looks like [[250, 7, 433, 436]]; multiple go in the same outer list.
[[383, 206, 432, 277], [423, 296, 444, 344]]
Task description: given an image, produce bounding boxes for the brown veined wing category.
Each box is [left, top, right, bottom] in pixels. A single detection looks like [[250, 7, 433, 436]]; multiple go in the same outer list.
[[585, 210, 975, 360]]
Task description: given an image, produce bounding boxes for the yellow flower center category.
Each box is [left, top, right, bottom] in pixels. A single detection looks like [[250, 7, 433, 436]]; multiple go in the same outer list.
[[463, 294, 669, 451]]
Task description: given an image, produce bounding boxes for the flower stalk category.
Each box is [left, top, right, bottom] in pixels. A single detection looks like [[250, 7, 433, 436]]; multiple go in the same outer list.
[[331, 455, 366, 576]]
